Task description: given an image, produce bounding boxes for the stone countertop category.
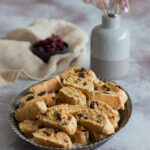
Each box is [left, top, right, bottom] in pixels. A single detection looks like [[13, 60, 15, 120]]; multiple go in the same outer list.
[[0, 0, 150, 150]]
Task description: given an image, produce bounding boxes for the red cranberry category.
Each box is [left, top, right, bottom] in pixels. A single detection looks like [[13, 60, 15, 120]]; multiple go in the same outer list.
[[33, 34, 66, 53], [38, 47, 45, 52]]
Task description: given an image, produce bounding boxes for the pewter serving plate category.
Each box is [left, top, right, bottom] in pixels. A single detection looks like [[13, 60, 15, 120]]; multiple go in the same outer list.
[[8, 77, 132, 150]]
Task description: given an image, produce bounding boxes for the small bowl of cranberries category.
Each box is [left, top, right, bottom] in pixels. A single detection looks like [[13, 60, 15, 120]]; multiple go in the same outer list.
[[32, 34, 69, 63]]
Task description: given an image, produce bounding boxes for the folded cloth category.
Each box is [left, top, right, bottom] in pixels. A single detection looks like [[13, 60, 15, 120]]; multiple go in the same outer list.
[[0, 19, 88, 87]]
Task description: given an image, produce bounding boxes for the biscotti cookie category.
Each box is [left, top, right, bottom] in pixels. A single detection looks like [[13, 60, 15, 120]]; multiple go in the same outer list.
[[96, 81, 128, 108], [60, 67, 95, 95], [60, 67, 97, 81], [59, 86, 86, 105], [36, 91, 56, 107], [46, 104, 87, 115], [33, 128, 73, 148], [28, 76, 62, 93], [19, 119, 40, 137], [20, 91, 56, 107], [38, 109, 77, 135], [62, 76, 94, 95], [87, 91, 125, 110], [15, 101, 47, 122], [19, 94, 36, 105], [89, 132, 107, 142], [70, 125, 89, 146], [67, 104, 87, 114], [21, 91, 56, 107], [87, 100, 119, 128], [74, 108, 114, 135]]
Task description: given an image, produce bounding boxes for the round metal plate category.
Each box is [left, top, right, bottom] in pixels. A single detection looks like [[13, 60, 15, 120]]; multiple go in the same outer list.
[[8, 78, 132, 150]]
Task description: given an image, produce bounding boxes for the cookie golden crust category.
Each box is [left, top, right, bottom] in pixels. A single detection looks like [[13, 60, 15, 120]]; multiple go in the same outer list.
[[45, 104, 87, 115], [95, 81, 128, 108], [87, 91, 125, 110], [28, 76, 62, 94], [20, 91, 56, 107], [87, 100, 119, 128], [74, 108, 114, 135], [60, 67, 97, 81], [19, 94, 36, 105], [70, 125, 89, 146], [38, 109, 77, 135], [15, 101, 47, 122], [19, 119, 40, 137], [59, 86, 86, 105], [33, 128, 73, 148], [89, 132, 107, 142], [62, 77, 94, 95], [60, 67, 96, 95]]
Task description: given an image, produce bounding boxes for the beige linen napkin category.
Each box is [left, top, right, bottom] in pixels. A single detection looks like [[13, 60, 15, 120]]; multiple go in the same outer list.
[[0, 19, 88, 87]]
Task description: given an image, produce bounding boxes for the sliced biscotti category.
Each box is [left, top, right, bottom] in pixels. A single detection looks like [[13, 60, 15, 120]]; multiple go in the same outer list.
[[74, 108, 114, 135], [19, 119, 40, 137], [28, 76, 62, 94], [89, 132, 107, 142], [87, 100, 119, 128], [35, 91, 56, 107], [38, 108, 77, 135], [61, 76, 94, 95], [70, 125, 89, 146], [14, 101, 47, 122], [60, 67, 95, 95], [19, 94, 36, 105], [60, 67, 97, 81], [59, 86, 86, 105], [46, 104, 87, 115], [33, 128, 73, 148], [95, 81, 128, 109], [67, 104, 87, 115], [87, 91, 125, 110], [20, 91, 56, 107]]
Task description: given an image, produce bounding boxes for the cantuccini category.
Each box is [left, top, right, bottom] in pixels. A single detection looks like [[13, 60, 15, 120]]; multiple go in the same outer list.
[[33, 128, 73, 148], [15, 101, 47, 122], [70, 125, 89, 146], [38, 108, 77, 135], [87, 90, 125, 110], [19, 119, 40, 137], [28, 76, 62, 93], [59, 86, 86, 105], [74, 108, 114, 135], [87, 100, 119, 128]]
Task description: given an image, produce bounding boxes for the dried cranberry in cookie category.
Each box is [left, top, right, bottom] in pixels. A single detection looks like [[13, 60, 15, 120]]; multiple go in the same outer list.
[[38, 108, 77, 135], [87, 100, 119, 128], [75, 108, 114, 135], [33, 128, 73, 148]]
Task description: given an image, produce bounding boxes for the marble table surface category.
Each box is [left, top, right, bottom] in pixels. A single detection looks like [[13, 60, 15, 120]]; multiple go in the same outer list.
[[0, 0, 150, 150]]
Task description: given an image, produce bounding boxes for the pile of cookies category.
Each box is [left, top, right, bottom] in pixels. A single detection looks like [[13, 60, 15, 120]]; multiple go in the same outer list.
[[14, 67, 128, 148]]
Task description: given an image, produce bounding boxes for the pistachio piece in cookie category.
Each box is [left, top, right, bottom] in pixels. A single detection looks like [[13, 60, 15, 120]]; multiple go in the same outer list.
[[75, 108, 114, 135], [59, 86, 86, 105], [38, 109, 77, 135]]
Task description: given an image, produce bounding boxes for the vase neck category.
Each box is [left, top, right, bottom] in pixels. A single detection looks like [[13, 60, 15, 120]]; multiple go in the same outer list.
[[102, 15, 120, 29]]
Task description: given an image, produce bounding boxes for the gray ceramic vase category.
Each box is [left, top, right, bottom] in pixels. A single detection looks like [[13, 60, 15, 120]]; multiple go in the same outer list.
[[91, 15, 130, 79]]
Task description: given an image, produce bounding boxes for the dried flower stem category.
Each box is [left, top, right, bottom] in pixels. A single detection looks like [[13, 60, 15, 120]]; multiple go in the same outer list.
[[101, 0, 108, 17], [83, 0, 131, 17], [126, 0, 130, 13], [115, 4, 120, 16]]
